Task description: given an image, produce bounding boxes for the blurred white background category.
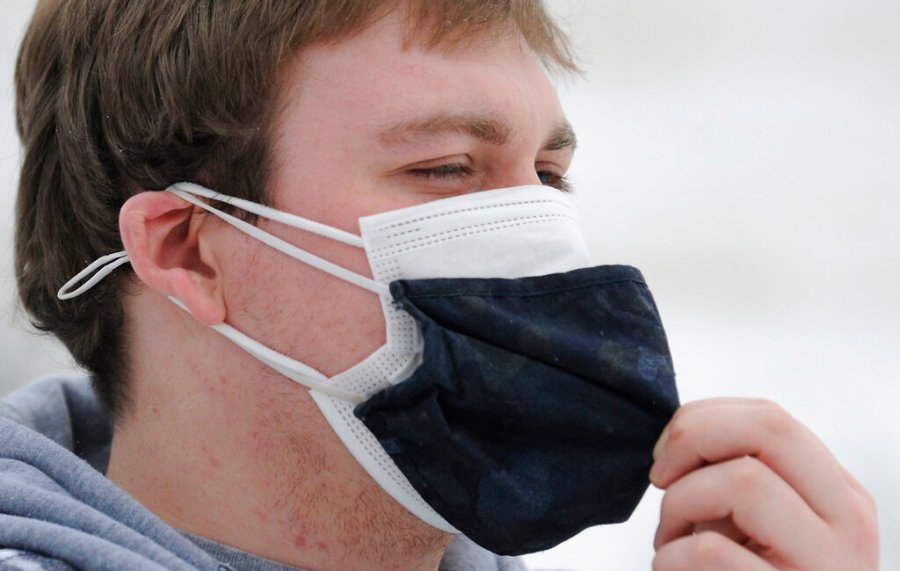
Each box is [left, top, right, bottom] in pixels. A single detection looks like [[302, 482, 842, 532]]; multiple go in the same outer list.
[[1, 1, 897, 569]]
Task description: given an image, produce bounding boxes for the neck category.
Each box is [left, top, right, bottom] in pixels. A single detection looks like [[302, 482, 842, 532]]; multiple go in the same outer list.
[[107, 296, 452, 570]]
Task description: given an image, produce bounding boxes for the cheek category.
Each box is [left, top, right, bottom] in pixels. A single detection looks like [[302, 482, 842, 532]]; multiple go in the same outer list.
[[222, 227, 387, 378]]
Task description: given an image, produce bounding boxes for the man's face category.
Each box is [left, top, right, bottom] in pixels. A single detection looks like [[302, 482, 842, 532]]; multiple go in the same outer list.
[[221, 11, 575, 377]]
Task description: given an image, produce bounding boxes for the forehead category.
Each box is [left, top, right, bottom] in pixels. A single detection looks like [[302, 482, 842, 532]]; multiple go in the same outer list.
[[273, 10, 564, 148]]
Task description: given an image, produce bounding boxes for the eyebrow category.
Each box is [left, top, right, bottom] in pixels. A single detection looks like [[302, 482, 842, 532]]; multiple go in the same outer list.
[[545, 120, 577, 151], [378, 112, 576, 152]]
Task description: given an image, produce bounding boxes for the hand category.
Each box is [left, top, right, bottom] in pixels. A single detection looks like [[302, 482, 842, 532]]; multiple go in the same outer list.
[[650, 398, 879, 570]]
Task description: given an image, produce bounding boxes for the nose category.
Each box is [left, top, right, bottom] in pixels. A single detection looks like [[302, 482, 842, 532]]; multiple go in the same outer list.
[[483, 164, 543, 191]]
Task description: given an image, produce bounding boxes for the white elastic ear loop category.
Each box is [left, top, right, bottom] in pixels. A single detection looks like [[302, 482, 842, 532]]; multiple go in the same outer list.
[[168, 298, 365, 403], [55, 183, 382, 402], [58, 251, 131, 300], [172, 182, 365, 248], [168, 185, 389, 297]]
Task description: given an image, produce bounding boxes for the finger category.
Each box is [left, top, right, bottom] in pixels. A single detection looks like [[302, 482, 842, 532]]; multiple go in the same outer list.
[[841, 463, 876, 503], [651, 398, 851, 522], [658, 518, 750, 549], [653, 531, 778, 571], [693, 519, 748, 545], [655, 456, 828, 567]]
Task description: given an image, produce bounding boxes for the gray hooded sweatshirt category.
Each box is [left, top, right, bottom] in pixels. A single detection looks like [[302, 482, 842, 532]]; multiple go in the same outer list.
[[0, 375, 525, 571]]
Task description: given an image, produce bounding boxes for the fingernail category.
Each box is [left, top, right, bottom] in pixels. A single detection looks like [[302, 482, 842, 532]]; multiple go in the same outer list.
[[653, 426, 669, 461], [649, 427, 668, 484]]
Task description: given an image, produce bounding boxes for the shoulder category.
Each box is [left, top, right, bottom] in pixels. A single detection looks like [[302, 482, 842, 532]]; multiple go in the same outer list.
[[0, 549, 76, 570], [1, 374, 112, 472], [0, 415, 217, 571]]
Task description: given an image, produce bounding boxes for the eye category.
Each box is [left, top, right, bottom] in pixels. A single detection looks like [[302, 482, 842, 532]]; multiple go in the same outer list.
[[408, 162, 477, 181], [537, 169, 572, 192]]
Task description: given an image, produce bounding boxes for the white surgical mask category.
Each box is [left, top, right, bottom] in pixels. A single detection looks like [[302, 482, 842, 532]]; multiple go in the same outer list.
[[59, 181, 592, 531]]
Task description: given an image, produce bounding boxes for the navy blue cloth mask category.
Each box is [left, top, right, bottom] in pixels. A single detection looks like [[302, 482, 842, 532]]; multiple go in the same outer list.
[[355, 264, 679, 555]]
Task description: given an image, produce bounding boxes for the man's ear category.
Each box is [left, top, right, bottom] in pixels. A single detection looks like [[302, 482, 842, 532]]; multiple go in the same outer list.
[[120, 191, 225, 325]]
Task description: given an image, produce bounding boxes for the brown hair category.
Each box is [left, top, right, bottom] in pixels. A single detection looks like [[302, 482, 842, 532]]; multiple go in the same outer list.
[[14, 0, 577, 418]]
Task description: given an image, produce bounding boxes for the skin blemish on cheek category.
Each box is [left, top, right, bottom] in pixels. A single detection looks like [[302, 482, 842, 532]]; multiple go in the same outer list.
[[200, 444, 221, 468], [293, 534, 306, 548], [316, 541, 328, 552]]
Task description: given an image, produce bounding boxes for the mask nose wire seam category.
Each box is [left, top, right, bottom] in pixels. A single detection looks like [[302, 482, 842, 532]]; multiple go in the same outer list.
[[169, 187, 390, 297]]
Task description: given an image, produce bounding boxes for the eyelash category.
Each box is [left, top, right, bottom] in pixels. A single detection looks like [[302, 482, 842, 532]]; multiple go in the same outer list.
[[409, 163, 571, 192], [409, 163, 476, 180], [538, 171, 571, 193]]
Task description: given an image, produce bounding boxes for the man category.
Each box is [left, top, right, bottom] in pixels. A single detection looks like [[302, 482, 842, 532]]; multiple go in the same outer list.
[[0, 1, 879, 570]]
